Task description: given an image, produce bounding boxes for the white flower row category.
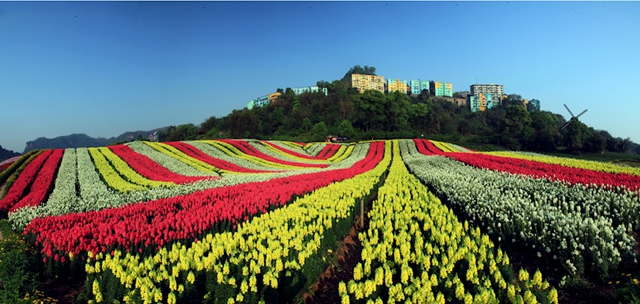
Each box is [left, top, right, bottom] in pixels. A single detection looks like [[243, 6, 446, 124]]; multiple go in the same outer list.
[[40, 148, 80, 211], [127, 141, 214, 177], [398, 140, 637, 277], [9, 142, 374, 231], [303, 142, 328, 156], [186, 141, 281, 171], [264, 140, 309, 155]]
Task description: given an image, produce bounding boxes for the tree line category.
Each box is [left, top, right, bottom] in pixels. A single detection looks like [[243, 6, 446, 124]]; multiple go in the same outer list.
[[158, 66, 637, 155]]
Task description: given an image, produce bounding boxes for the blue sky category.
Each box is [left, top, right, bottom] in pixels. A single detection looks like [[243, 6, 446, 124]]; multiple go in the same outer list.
[[1, 1, 639, 153]]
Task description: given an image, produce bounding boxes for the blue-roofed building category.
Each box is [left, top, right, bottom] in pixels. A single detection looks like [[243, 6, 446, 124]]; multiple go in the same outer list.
[[291, 86, 328, 96], [409, 80, 430, 95]]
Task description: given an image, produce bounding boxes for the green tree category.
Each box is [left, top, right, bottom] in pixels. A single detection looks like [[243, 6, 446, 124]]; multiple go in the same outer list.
[[563, 119, 589, 154], [352, 90, 387, 132], [501, 105, 533, 150], [342, 65, 377, 81], [200, 116, 219, 134], [337, 119, 356, 139], [310, 121, 328, 142], [301, 117, 312, 133], [386, 91, 410, 132], [228, 109, 258, 139], [529, 111, 560, 151], [584, 128, 605, 153], [408, 103, 428, 132]]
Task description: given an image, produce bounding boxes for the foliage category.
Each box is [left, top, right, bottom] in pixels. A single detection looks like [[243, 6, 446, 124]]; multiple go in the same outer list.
[[0, 220, 39, 303], [148, 65, 637, 155]]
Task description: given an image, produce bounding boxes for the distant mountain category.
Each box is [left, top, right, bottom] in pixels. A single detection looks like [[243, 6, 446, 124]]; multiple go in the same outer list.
[[0, 145, 20, 162], [23, 128, 166, 153]]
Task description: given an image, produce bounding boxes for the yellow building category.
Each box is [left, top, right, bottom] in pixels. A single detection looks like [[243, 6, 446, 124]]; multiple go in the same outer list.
[[470, 93, 491, 112], [268, 92, 282, 102], [479, 93, 489, 111], [347, 73, 385, 93], [387, 79, 408, 94]]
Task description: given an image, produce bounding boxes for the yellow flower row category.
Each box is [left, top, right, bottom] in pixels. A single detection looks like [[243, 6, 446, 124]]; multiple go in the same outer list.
[[204, 140, 304, 170], [88, 148, 146, 193], [86, 142, 392, 304], [327, 145, 355, 163], [484, 151, 640, 176], [338, 140, 558, 304], [256, 141, 329, 164], [278, 140, 306, 151], [144, 142, 219, 175], [430, 140, 457, 152], [97, 147, 174, 188]]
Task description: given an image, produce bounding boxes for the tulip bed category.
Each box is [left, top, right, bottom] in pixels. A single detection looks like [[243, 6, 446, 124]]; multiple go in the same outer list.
[[0, 138, 638, 303], [405, 139, 640, 279], [484, 151, 640, 176], [414, 139, 640, 192], [339, 141, 557, 304]]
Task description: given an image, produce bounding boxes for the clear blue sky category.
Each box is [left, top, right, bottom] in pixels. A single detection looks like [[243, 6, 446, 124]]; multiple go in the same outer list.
[[1, 1, 639, 153]]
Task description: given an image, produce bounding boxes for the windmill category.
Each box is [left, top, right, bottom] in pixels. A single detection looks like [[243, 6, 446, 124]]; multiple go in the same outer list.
[[561, 104, 588, 130]]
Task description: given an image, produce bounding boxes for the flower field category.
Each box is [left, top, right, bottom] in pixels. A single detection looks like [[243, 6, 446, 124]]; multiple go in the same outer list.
[[1, 138, 639, 303]]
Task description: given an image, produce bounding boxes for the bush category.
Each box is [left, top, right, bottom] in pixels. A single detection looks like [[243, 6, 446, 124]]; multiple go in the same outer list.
[[0, 220, 39, 303]]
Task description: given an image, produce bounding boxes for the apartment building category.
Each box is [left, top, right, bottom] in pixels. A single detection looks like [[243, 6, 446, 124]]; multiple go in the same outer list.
[[247, 92, 282, 110], [470, 84, 503, 108], [470, 93, 492, 112], [430, 81, 453, 97], [409, 80, 430, 95], [348, 73, 385, 93], [291, 86, 328, 96], [387, 79, 408, 94]]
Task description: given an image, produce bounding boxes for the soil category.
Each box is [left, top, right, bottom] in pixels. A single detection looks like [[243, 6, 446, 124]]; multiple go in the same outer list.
[[40, 279, 84, 304], [302, 202, 372, 303]]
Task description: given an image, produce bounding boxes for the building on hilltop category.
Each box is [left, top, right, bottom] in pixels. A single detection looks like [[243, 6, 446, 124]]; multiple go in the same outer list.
[[387, 78, 408, 94], [527, 99, 541, 111], [347, 73, 385, 93], [470, 93, 492, 112], [247, 86, 329, 110], [409, 80, 430, 95], [247, 92, 282, 110], [470, 84, 503, 108], [291, 86, 328, 96], [430, 81, 453, 97]]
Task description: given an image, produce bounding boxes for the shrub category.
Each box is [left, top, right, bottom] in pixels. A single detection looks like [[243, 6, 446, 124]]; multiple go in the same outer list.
[[0, 220, 39, 303]]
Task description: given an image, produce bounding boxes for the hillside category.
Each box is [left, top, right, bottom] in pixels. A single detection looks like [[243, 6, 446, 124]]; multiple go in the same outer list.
[[0, 145, 20, 162], [0, 139, 639, 303], [22, 128, 166, 154]]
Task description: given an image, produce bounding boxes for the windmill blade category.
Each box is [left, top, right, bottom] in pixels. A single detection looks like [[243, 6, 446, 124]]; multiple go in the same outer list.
[[575, 109, 588, 118], [561, 121, 571, 130], [564, 104, 575, 117]]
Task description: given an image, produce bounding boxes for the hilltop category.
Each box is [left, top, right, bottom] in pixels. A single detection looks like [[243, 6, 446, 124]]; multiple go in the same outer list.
[[22, 128, 165, 154], [0, 145, 20, 162], [18, 65, 639, 157]]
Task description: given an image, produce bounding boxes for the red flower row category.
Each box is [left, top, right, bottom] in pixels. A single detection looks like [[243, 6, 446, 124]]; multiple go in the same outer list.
[[24, 142, 385, 257], [218, 140, 328, 168], [163, 142, 269, 173], [413, 139, 640, 191], [109, 145, 212, 183], [315, 144, 341, 160], [0, 150, 59, 213], [263, 141, 334, 160], [9, 150, 64, 212], [413, 138, 443, 155]]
